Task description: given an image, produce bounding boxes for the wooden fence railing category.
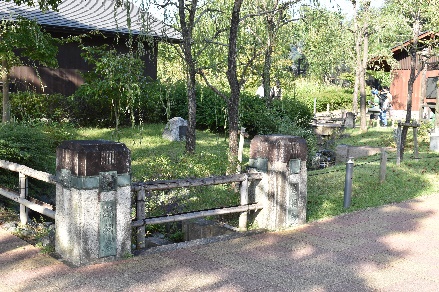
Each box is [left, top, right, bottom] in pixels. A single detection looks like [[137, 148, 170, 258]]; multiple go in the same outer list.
[[1, 159, 264, 250], [131, 171, 263, 249], [0, 160, 56, 223]]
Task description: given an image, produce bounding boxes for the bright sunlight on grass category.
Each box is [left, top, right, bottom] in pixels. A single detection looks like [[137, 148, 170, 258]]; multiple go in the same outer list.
[[73, 123, 439, 224], [307, 123, 439, 222]]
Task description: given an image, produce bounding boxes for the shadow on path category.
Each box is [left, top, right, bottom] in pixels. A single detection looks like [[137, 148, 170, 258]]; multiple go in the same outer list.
[[3, 194, 439, 291]]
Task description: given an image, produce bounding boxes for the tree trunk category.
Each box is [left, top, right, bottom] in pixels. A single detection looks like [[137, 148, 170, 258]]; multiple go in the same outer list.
[[353, 57, 360, 115], [401, 18, 421, 161], [359, 29, 369, 132], [263, 43, 272, 104], [263, 14, 275, 104], [419, 51, 428, 121], [436, 81, 439, 130], [352, 1, 359, 115], [179, 0, 198, 154], [226, 0, 243, 174], [2, 59, 10, 123], [186, 71, 197, 154]]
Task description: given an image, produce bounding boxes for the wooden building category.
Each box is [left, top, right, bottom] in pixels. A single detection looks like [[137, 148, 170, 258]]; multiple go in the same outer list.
[[0, 0, 180, 96], [388, 32, 439, 117]]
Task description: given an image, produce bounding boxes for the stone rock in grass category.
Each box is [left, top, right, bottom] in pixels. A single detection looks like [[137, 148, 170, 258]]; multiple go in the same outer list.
[[162, 117, 188, 142]]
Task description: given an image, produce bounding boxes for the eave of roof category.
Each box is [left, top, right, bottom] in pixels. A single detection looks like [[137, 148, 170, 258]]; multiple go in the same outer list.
[[0, 0, 181, 41], [391, 31, 436, 53]]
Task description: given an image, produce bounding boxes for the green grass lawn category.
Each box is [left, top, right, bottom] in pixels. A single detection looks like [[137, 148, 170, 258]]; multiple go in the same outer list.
[[75, 125, 240, 219], [73, 123, 439, 224], [2, 122, 439, 247], [307, 125, 439, 222]]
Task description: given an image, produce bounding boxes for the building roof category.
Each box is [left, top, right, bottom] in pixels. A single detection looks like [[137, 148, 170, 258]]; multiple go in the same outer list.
[[0, 0, 181, 40], [391, 31, 435, 53]]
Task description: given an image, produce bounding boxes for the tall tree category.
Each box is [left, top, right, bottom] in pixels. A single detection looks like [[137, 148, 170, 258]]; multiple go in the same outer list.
[[291, 6, 350, 83], [150, 0, 205, 154], [386, 0, 439, 160], [358, 1, 371, 132], [0, 18, 58, 123], [350, 0, 372, 132], [225, 0, 245, 173], [177, 0, 198, 154], [251, 0, 299, 102], [1, 0, 61, 123]]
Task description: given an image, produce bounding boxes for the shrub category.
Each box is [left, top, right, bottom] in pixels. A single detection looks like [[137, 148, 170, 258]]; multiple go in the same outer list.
[[70, 89, 113, 127], [10, 92, 72, 122], [281, 79, 354, 112], [239, 93, 313, 136], [0, 122, 75, 205]]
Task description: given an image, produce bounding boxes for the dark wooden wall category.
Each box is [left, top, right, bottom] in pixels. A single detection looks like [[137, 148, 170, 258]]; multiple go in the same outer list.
[[10, 31, 158, 96]]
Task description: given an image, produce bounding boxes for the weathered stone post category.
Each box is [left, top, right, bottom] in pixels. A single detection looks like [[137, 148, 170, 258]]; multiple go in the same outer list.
[[248, 135, 307, 230], [430, 130, 439, 152], [55, 140, 131, 266], [345, 112, 356, 128]]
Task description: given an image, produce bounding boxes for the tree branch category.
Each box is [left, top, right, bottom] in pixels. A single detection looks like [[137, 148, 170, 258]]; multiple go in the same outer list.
[[197, 69, 228, 101]]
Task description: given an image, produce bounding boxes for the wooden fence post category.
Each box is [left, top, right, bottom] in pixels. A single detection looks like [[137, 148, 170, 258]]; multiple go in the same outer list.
[[413, 122, 419, 159], [19, 172, 28, 225], [237, 127, 246, 173], [379, 148, 387, 183], [396, 122, 402, 166], [136, 189, 146, 249], [238, 175, 249, 231]]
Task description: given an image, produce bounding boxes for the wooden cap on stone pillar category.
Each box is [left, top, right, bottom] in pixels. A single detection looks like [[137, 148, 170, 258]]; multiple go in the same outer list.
[[56, 140, 131, 190], [249, 135, 307, 171], [56, 140, 130, 176]]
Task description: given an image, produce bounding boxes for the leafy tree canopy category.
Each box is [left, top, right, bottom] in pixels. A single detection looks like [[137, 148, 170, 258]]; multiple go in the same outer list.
[[0, 17, 59, 70]]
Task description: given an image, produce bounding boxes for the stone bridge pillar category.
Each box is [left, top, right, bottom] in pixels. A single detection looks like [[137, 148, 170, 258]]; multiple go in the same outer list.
[[248, 135, 307, 230], [55, 140, 131, 266]]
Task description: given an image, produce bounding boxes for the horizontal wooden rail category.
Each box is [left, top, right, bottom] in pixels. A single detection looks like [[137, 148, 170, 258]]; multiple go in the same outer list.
[[0, 187, 55, 219], [131, 202, 263, 227], [131, 172, 263, 192], [0, 159, 56, 184], [397, 122, 419, 127]]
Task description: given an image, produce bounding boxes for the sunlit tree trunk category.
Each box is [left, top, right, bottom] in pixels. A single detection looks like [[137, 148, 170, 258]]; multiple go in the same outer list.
[[263, 14, 274, 103], [2, 59, 10, 123], [352, 0, 360, 115], [178, 0, 198, 154], [226, 0, 243, 174], [401, 17, 421, 161], [359, 29, 369, 132]]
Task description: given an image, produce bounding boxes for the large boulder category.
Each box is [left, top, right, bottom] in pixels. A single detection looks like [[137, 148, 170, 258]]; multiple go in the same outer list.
[[162, 117, 188, 142]]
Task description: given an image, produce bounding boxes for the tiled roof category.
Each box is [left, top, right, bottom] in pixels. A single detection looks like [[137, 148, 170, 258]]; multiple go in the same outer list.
[[0, 0, 181, 40]]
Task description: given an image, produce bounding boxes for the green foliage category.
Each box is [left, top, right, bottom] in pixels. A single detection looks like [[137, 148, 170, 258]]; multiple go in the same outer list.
[[10, 91, 71, 122], [280, 79, 354, 112], [6, 0, 61, 10], [291, 7, 352, 81], [0, 17, 58, 69], [75, 45, 146, 129], [72, 79, 314, 139], [239, 93, 313, 135], [0, 122, 74, 204], [313, 88, 354, 112], [0, 122, 73, 170]]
